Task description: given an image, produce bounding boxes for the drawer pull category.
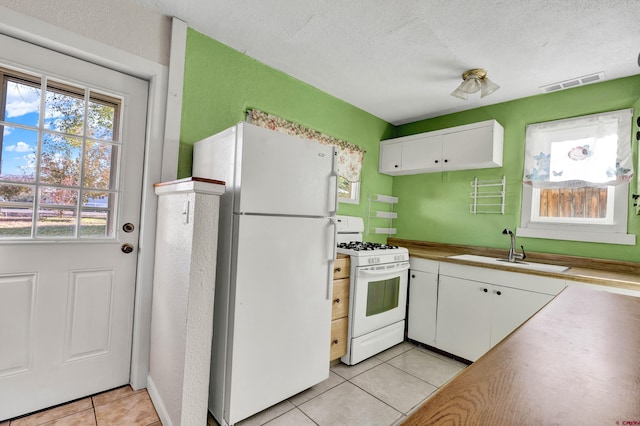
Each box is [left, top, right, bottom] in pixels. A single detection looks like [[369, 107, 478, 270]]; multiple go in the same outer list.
[[335, 267, 342, 272], [333, 298, 341, 304], [332, 339, 339, 345]]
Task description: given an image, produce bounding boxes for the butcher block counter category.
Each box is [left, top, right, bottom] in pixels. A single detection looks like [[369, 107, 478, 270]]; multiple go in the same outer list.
[[403, 285, 640, 425], [389, 238, 640, 292]]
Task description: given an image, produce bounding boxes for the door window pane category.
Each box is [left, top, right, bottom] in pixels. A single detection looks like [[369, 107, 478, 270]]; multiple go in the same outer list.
[[0, 67, 122, 240], [3, 78, 41, 127], [366, 277, 400, 316], [0, 127, 37, 182], [40, 133, 82, 186], [45, 85, 84, 135], [36, 207, 77, 238], [87, 97, 116, 141], [84, 141, 115, 190]]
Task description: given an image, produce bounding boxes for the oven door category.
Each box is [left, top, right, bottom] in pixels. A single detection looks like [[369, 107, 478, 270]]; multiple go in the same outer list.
[[351, 261, 409, 338]]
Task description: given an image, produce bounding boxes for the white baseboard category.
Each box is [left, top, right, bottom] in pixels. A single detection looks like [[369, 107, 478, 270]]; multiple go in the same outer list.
[[147, 375, 173, 426]]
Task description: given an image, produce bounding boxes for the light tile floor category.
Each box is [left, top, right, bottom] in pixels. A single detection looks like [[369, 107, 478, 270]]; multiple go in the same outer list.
[[212, 341, 467, 426], [3, 385, 160, 426], [4, 342, 465, 426]]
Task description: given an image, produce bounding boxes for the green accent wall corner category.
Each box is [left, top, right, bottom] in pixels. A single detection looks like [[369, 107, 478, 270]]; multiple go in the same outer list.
[[179, 28, 394, 242]]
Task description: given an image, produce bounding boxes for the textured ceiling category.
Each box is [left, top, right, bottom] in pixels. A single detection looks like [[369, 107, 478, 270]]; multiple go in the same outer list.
[[135, 0, 640, 125]]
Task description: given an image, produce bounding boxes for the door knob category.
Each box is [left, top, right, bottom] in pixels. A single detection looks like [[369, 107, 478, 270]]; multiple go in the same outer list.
[[121, 243, 134, 254]]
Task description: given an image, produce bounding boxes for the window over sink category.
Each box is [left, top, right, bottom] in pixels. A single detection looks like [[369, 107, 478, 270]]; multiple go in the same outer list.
[[518, 109, 634, 245]]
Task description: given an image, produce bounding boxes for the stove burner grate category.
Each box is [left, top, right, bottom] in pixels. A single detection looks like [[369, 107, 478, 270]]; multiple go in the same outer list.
[[337, 241, 399, 251]]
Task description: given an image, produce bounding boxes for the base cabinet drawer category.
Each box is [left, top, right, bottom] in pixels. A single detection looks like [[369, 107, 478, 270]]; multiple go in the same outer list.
[[330, 317, 348, 361], [333, 257, 350, 279], [332, 278, 350, 320]]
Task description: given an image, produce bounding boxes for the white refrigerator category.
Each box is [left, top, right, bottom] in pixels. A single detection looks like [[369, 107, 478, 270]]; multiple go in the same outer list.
[[192, 122, 338, 426]]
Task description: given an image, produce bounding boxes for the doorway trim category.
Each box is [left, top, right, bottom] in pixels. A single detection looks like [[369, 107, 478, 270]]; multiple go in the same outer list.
[[0, 6, 178, 390]]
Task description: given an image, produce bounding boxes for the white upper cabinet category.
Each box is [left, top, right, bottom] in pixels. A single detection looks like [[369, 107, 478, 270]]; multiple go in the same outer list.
[[379, 120, 504, 176]]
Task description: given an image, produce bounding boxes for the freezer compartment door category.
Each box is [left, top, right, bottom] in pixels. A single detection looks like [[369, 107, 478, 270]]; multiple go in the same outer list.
[[226, 215, 334, 425], [236, 123, 337, 216]]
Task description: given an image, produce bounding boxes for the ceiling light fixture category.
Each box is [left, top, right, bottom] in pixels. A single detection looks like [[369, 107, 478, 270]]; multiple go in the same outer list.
[[450, 68, 500, 100]]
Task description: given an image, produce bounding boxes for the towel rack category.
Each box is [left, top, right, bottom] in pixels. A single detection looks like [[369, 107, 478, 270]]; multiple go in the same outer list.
[[470, 176, 505, 214]]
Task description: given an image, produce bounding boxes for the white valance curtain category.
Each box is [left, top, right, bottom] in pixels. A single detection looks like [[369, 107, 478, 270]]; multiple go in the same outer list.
[[247, 109, 365, 183], [523, 109, 633, 188]]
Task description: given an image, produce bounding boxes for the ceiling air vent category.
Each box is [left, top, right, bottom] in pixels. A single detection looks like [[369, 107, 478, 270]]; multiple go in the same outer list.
[[540, 72, 605, 93]]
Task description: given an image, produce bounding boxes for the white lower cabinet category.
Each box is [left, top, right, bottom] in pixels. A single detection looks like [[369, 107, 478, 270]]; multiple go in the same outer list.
[[407, 259, 566, 362], [407, 258, 439, 346], [435, 275, 492, 361], [490, 284, 554, 346]]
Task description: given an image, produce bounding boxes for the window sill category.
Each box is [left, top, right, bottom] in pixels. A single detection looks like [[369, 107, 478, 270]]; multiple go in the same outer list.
[[516, 227, 636, 245]]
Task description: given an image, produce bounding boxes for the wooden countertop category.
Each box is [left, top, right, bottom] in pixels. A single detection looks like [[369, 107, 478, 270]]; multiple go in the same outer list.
[[403, 285, 640, 425], [389, 238, 640, 292]]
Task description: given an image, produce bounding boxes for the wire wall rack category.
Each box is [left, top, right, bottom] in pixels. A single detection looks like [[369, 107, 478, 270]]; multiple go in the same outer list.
[[367, 194, 398, 235], [470, 176, 506, 214]]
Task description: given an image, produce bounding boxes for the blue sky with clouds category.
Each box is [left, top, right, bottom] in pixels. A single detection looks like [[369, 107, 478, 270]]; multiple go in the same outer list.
[[1, 81, 40, 180]]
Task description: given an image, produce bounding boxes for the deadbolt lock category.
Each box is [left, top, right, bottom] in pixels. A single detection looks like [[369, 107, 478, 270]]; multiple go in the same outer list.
[[123, 223, 135, 233]]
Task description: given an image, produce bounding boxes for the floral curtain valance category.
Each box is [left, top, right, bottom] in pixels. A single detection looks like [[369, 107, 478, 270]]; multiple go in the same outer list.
[[247, 109, 365, 182], [523, 109, 633, 188]]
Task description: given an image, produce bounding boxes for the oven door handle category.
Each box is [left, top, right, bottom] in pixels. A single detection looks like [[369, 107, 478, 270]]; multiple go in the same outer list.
[[358, 263, 410, 276]]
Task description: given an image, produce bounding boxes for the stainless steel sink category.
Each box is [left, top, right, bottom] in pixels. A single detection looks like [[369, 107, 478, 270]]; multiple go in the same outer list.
[[447, 254, 569, 273]]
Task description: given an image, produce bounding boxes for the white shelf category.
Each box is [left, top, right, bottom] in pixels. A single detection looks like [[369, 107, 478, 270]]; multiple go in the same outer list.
[[370, 211, 398, 219], [370, 194, 398, 204], [374, 227, 397, 235], [367, 194, 398, 236]]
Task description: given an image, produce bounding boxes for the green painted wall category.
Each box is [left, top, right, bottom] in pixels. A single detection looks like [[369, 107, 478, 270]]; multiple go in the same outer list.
[[179, 29, 394, 241], [178, 28, 640, 260], [393, 75, 640, 262]]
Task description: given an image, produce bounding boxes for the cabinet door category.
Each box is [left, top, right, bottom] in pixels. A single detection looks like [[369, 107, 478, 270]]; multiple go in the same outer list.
[[490, 286, 553, 346], [442, 124, 497, 171], [402, 135, 442, 171], [407, 270, 438, 345], [436, 276, 491, 361], [379, 141, 403, 174]]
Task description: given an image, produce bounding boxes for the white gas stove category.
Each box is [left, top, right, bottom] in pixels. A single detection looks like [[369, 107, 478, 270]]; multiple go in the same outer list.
[[334, 215, 409, 365], [335, 216, 409, 267]]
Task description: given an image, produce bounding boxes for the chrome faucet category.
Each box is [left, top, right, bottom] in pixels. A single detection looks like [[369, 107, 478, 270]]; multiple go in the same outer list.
[[502, 229, 526, 263]]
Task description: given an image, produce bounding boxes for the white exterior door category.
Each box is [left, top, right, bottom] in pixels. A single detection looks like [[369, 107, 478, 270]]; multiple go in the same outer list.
[[0, 35, 147, 420]]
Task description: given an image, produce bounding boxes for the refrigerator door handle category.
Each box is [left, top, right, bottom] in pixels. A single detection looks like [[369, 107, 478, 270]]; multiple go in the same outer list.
[[327, 218, 338, 300], [328, 149, 339, 216]]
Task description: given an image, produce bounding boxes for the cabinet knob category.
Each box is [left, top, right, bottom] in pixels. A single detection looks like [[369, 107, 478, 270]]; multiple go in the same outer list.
[[411, 274, 416, 278], [444, 159, 449, 163], [332, 339, 339, 345], [335, 267, 341, 272], [434, 160, 439, 164], [496, 290, 502, 296], [333, 298, 340, 304], [483, 288, 488, 293], [394, 164, 399, 168]]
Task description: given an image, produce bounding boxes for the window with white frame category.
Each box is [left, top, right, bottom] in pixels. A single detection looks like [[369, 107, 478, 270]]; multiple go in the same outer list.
[[338, 176, 360, 204], [517, 109, 634, 245]]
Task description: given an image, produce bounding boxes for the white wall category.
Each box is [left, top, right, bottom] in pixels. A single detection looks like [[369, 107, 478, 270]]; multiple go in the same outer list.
[[0, 0, 171, 66]]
